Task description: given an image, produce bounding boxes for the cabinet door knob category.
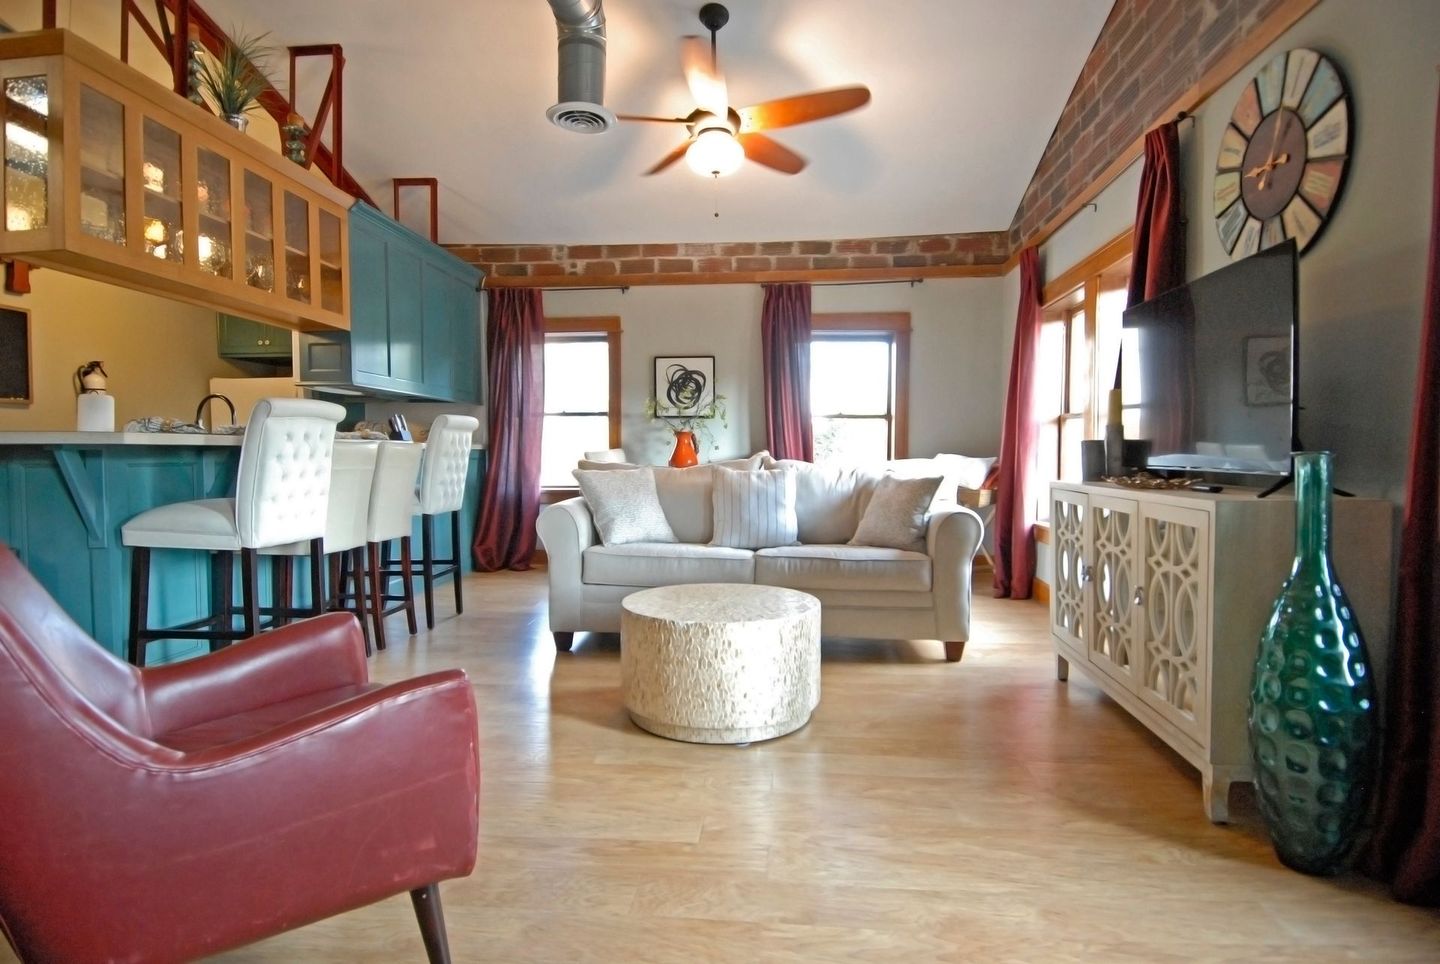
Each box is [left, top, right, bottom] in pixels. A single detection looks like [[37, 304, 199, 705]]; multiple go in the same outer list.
[[1133, 587, 1146, 606], [1081, 564, 1094, 584]]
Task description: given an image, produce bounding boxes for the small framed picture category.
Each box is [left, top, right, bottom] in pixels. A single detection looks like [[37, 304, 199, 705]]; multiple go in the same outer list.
[[654, 356, 715, 416], [1243, 335, 1291, 407], [0, 306, 32, 403]]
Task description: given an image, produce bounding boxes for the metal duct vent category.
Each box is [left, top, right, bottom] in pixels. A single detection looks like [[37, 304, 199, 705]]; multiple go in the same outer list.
[[545, 0, 615, 133]]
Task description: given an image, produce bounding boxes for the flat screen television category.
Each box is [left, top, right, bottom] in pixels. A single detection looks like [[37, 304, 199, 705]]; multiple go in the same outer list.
[[1122, 239, 1298, 476]]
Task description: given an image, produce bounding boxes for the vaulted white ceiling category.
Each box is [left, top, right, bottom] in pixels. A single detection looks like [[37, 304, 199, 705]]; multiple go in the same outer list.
[[201, 0, 1112, 245]]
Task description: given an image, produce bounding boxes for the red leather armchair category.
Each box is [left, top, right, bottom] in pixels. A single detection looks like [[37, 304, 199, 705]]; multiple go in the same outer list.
[[0, 544, 479, 963]]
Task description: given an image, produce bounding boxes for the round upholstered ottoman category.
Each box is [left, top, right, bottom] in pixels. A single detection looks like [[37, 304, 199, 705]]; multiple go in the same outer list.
[[620, 584, 821, 744]]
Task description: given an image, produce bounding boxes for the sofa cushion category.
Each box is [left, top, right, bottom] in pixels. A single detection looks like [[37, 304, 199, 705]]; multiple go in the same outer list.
[[754, 545, 932, 592], [763, 459, 881, 544], [851, 475, 944, 552], [711, 465, 799, 549], [573, 467, 677, 546], [652, 464, 718, 544], [883, 454, 996, 506], [583, 543, 754, 587]]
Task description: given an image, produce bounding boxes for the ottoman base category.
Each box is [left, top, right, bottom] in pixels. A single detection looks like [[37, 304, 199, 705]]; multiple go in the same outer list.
[[628, 710, 812, 745]]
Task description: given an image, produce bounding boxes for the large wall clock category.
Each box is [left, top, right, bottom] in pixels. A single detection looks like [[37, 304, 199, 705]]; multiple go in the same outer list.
[[1214, 48, 1351, 258]]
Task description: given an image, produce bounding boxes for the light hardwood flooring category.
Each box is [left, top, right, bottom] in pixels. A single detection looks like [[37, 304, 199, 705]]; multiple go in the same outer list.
[[21, 571, 1440, 962]]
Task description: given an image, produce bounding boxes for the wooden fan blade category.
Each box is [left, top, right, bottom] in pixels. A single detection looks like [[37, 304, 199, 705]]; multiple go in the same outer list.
[[680, 35, 728, 118], [738, 86, 872, 133], [643, 140, 693, 175], [738, 132, 806, 174], [617, 114, 691, 124]]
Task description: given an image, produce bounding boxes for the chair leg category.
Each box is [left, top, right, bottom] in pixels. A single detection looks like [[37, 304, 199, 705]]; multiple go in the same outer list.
[[554, 631, 574, 653], [128, 546, 151, 666], [273, 557, 293, 628], [308, 539, 325, 618], [450, 510, 464, 616], [400, 535, 419, 635], [409, 884, 452, 964], [367, 542, 387, 651], [944, 640, 966, 663], [214, 550, 234, 650], [421, 513, 437, 630], [240, 548, 260, 640], [328, 553, 343, 611], [347, 547, 373, 656]]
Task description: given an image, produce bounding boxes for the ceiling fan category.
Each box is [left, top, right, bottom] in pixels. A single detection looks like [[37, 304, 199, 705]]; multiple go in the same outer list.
[[618, 2, 871, 177]]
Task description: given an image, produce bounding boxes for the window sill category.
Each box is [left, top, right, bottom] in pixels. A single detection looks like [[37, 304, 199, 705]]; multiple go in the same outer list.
[[1034, 523, 1051, 545]]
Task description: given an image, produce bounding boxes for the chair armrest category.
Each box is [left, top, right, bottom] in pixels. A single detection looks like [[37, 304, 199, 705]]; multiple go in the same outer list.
[[926, 505, 984, 640], [141, 612, 369, 737], [536, 498, 596, 632]]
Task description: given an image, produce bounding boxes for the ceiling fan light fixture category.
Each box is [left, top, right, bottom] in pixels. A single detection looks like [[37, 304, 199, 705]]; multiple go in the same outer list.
[[685, 127, 744, 177]]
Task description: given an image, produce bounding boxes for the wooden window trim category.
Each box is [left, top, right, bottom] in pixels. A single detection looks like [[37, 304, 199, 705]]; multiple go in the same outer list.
[[812, 312, 911, 459]]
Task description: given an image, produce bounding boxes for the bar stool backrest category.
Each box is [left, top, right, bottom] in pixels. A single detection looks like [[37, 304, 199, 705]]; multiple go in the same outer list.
[[367, 442, 425, 543], [325, 441, 381, 552], [233, 398, 346, 549], [417, 415, 479, 516]]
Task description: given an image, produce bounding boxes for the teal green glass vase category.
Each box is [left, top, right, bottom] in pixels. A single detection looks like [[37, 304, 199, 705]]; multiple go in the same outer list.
[[1248, 452, 1375, 875]]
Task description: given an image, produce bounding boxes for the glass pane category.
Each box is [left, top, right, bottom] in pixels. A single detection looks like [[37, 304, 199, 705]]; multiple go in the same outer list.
[[196, 147, 231, 278], [319, 208, 342, 312], [243, 171, 273, 291], [813, 417, 889, 464], [1067, 311, 1088, 414], [1035, 320, 1066, 422], [811, 339, 889, 415], [1060, 416, 1085, 482], [1095, 286, 1127, 400], [283, 192, 309, 303], [540, 414, 610, 487], [141, 118, 182, 263], [1036, 420, 1059, 520], [78, 85, 124, 245], [4, 75, 48, 231], [544, 339, 608, 412]]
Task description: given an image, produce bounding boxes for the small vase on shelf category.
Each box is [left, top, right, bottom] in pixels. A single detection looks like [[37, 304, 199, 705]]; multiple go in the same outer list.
[[1247, 451, 1375, 875], [669, 430, 699, 468]]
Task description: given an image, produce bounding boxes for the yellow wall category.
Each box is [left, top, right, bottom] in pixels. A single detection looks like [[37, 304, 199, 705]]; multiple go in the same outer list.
[[0, 270, 247, 430]]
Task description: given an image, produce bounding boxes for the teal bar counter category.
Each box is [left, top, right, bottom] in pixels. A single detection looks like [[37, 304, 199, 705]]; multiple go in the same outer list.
[[0, 433, 486, 663]]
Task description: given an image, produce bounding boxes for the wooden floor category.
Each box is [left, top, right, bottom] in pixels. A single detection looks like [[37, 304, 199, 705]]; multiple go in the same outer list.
[[22, 571, 1440, 962]]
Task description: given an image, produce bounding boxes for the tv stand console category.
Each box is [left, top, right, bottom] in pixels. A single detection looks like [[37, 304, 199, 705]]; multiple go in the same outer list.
[[1047, 481, 1392, 822]]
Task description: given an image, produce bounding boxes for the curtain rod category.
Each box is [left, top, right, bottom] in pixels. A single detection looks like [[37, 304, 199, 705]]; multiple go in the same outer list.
[[538, 285, 631, 293], [765, 278, 925, 289]]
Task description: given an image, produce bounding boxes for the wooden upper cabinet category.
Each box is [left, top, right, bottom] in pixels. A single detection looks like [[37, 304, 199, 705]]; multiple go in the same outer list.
[[0, 30, 350, 333]]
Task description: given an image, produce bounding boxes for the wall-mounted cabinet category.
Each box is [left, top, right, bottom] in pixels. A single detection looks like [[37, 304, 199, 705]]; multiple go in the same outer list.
[[297, 202, 483, 402], [0, 29, 350, 332], [216, 314, 291, 361]]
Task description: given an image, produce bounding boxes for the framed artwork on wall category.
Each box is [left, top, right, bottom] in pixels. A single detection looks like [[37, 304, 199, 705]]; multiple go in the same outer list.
[[0, 305, 31, 403], [653, 356, 715, 416]]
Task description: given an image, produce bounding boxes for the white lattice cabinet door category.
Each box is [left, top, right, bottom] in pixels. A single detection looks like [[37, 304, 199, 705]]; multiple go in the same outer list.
[[1049, 488, 1090, 660], [1088, 495, 1142, 692], [1135, 503, 1211, 746]]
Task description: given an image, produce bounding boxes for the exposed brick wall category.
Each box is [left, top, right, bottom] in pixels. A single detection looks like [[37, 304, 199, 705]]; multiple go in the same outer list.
[[1008, 0, 1295, 249], [445, 232, 1008, 280]]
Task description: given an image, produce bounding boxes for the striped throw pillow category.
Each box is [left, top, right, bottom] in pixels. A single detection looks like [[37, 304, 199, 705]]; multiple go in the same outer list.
[[710, 466, 799, 549]]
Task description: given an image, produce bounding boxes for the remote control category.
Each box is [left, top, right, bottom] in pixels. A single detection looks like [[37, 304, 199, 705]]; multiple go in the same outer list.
[[1190, 483, 1223, 493]]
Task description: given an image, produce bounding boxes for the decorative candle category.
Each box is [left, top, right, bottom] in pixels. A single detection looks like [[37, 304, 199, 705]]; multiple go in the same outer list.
[[1107, 388, 1123, 426]]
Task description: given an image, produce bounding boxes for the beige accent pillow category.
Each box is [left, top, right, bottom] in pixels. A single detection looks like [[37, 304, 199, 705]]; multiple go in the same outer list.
[[850, 475, 943, 552], [710, 466, 799, 549], [574, 467, 678, 546]]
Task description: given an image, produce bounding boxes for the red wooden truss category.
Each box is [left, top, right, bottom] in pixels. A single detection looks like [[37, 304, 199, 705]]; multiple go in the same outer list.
[[393, 178, 439, 243]]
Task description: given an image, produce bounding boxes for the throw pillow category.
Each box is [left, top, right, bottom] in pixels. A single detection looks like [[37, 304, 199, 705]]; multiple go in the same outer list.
[[710, 466, 798, 549], [574, 467, 678, 546], [850, 475, 944, 552]]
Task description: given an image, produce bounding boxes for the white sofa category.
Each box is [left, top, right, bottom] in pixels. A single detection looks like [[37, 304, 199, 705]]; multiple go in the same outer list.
[[535, 458, 985, 662]]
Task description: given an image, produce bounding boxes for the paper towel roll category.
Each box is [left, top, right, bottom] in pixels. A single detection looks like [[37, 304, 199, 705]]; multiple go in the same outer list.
[[77, 393, 115, 432]]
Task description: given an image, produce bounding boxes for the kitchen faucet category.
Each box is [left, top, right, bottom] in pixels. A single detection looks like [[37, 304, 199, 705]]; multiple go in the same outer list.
[[195, 394, 236, 432]]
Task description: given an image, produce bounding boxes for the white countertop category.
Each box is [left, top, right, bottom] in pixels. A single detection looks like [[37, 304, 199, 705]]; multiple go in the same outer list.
[[0, 432, 245, 446]]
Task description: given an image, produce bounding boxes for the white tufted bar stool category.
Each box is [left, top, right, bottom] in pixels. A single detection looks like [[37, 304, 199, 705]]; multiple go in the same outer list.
[[121, 398, 345, 665], [365, 441, 425, 650], [262, 439, 380, 653], [411, 414, 479, 629]]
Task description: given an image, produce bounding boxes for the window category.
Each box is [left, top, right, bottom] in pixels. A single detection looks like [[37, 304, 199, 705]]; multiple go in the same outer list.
[[1035, 235, 1134, 517], [810, 313, 910, 463], [539, 316, 620, 488]]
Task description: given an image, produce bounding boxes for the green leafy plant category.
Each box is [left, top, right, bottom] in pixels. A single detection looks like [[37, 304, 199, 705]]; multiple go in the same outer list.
[[644, 393, 728, 451], [196, 29, 275, 118]]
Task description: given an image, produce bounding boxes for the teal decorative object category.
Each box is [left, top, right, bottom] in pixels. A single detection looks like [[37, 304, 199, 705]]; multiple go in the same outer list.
[[1248, 451, 1375, 875]]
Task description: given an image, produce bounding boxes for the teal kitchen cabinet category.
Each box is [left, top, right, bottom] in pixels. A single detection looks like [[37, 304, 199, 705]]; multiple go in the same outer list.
[[217, 314, 292, 362], [297, 202, 482, 400]]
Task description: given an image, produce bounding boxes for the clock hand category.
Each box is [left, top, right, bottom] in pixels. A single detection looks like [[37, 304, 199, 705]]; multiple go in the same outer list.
[[1258, 111, 1290, 191]]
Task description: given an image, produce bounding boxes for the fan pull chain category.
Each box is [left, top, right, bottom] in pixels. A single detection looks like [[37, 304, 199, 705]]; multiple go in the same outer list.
[[712, 173, 721, 219]]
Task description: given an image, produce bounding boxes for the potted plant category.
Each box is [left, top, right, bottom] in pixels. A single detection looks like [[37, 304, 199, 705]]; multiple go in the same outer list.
[[195, 30, 275, 131], [644, 393, 728, 467]]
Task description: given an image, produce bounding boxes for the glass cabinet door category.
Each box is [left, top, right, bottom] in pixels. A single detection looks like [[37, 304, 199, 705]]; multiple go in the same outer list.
[[4, 74, 50, 232], [141, 117, 181, 263], [78, 84, 124, 245], [318, 207, 342, 313], [196, 147, 232, 279], [283, 190, 309, 304], [243, 170, 273, 291]]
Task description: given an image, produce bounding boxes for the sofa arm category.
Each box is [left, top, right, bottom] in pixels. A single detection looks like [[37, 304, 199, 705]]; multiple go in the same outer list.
[[535, 498, 596, 632], [926, 505, 984, 641]]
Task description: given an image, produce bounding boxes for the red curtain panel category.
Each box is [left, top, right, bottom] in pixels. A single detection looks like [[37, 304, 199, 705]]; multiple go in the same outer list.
[[472, 288, 545, 571], [993, 247, 1042, 599], [1370, 84, 1440, 905], [761, 283, 815, 461]]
